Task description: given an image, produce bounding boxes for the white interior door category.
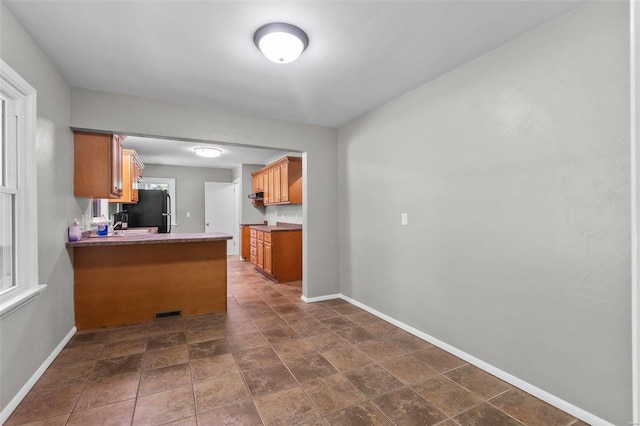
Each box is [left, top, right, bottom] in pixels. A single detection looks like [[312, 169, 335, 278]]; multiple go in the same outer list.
[[234, 181, 240, 255], [204, 182, 235, 255]]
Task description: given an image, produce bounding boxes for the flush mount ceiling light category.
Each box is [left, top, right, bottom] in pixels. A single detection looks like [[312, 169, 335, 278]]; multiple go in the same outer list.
[[194, 147, 222, 158], [254, 22, 309, 64]]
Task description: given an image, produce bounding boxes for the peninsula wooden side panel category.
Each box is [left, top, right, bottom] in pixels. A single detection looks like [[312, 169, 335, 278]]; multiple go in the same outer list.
[[73, 240, 227, 330]]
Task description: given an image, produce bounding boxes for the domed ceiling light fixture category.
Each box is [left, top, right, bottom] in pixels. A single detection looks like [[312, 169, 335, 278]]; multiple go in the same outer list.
[[254, 22, 309, 64], [194, 147, 222, 158]]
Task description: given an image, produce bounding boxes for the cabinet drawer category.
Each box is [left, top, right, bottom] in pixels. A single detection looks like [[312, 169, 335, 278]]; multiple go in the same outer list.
[[250, 255, 257, 265], [250, 237, 256, 248], [264, 232, 272, 243], [250, 246, 257, 256], [257, 231, 264, 241], [250, 229, 257, 238]]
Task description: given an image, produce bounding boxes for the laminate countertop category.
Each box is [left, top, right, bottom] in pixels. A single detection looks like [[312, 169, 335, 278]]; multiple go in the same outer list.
[[67, 232, 232, 248], [250, 225, 303, 233]]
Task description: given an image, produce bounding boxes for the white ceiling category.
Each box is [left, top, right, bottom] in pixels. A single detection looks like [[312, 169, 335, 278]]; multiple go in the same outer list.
[[123, 136, 291, 170], [6, 0, 583, 130], [6, 1, 582, 168]]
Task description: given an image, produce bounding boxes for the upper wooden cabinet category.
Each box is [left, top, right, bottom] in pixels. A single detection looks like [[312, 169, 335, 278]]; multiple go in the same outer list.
[[253, 172, 264, 192], [251, 156, 302, 206], [109, 149, 144, 204], [74, 132, 124, 199]]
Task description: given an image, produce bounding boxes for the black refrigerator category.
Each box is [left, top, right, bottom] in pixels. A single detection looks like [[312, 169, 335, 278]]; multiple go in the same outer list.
[[122, 189, 172, 233]]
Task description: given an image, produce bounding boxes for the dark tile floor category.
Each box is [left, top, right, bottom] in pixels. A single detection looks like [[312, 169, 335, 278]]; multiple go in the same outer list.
[[6, 256, 588, 426]]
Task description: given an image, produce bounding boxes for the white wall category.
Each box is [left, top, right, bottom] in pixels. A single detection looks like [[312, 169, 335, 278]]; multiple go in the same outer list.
[[338, 2, 630, 424], [265, 204, 303, 225], [70, 87, 339, 298], [634, 2, 640, 421], [240, 164, 266, 225], [142, 164, 232, 233], [0, 1, 79, 415]]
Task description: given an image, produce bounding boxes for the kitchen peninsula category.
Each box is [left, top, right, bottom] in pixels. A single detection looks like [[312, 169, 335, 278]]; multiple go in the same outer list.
[[67, 232, 231, 330]]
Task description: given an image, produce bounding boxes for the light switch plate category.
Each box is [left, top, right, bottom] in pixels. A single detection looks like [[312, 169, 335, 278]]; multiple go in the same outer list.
[[401, 213, 408, 226], [186, 212, 191, 218]]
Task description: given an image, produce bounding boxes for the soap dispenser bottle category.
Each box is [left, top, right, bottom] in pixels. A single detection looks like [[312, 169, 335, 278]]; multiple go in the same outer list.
[[97, 215, 109, 236]]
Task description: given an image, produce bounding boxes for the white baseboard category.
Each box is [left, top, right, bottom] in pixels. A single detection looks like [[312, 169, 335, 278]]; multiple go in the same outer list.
[[304, 292, 612, 426], [0, 326, 77, 425], [301, 293, 342, 303]]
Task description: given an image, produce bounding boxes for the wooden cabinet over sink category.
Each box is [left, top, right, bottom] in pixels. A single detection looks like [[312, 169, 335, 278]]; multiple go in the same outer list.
[[251, 156, 302, 206], [109, 149, 144, 204], [74, 131, 125, 199]]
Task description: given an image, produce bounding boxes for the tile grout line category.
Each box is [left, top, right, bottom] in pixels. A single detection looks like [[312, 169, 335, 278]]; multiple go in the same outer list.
[[64, 327, 113, 426], [16, 257, 581, 426], [129, 326, 150, 426], [227, 285, 271, 426], [230, 265, 365, 423], [232, 273, 329, 425]]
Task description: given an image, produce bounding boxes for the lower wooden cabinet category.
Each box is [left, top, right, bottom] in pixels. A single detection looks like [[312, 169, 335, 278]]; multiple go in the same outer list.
[[264, 242, 273, 274], [249, 227, 301, 282], [249, 228, 257, 264], [241, 224, 264, 261], [256, 231, 264, 269]]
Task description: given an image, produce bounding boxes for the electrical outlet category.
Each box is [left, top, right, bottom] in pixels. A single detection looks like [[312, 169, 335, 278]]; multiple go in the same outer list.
[[186, 212, 191, 218], [401, 213, 408, 226]]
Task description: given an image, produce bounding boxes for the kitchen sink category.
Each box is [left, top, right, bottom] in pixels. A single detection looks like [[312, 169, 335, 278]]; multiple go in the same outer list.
[[111, 229, 154, 236]]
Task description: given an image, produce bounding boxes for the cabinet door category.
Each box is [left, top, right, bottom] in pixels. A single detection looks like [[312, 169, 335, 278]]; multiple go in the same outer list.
[[264, 242, 272, 274], [250, 236, 257, 265], [263, 171, 269, 205], [257, 240, 264, 269], [74, 132, 123, 199], [280, 162, 289, 203], [111, 135, 124, 197], [131, 160, 140, 202], [273, 165, 281, 203], [241, 226, 251, 260], [267, 168, 274, 204], [253, 172, 264, 193], [109, 151, 132, 203]]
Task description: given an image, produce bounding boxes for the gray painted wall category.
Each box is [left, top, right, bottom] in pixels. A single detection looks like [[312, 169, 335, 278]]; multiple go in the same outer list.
[[266, 204, 303, 225], [338, 2, 630, 424], [1, 1, 632, 422], [143, 163, 232, 233], [0, 1, 79, 414], [69, 87, 340, 299], [240, 164, 266, 225]]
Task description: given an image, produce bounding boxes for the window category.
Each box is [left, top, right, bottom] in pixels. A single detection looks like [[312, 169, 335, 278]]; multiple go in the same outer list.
[[140, 177, 177, 225], [0, 60, 45, 319], [91, 199, 108, 223]]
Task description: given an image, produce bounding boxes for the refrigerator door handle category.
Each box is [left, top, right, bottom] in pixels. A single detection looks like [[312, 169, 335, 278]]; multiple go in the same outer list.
[[165, 193, 172, 233]]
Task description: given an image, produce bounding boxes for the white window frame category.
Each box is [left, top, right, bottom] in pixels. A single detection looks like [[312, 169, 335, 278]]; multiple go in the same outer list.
[[140, 177, 177, 225], [0, 60, 45, 319], [91, 199, 109, 223]]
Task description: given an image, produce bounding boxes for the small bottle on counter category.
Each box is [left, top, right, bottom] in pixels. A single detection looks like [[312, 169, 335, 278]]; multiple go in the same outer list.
[[96, 215, 109, 236], [68, 219, 82, 242]]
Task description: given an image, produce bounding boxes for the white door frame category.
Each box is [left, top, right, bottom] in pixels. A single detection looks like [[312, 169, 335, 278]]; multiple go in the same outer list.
[[233, 179, 240, 256], [632, 1, 639, 422], [204, 182, 236, 255]]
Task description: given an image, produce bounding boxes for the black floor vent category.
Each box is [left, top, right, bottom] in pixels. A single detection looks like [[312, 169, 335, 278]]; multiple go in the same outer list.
[[155, 310, 182, 319]]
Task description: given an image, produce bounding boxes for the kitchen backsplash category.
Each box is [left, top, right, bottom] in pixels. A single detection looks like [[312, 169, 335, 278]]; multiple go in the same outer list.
[[265, 204, 302, 225]]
